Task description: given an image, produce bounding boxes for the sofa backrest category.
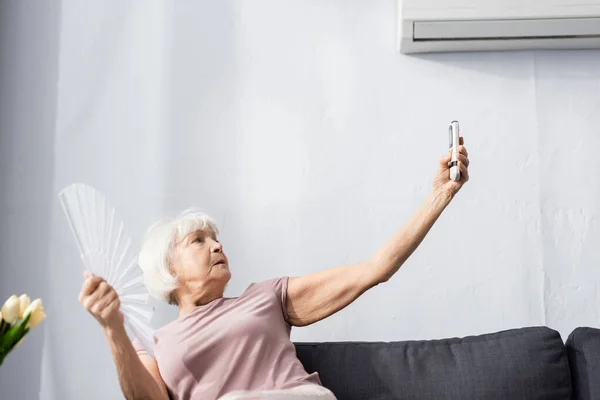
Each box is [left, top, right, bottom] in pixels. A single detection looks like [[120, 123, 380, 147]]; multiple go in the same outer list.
[[567, 327, 600, 400], [295, 326, 571, 400]]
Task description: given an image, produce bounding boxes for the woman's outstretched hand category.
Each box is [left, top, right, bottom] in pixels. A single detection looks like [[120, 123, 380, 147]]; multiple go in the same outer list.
[[431, 136, 470, 199], [79, 271, 124, 332]]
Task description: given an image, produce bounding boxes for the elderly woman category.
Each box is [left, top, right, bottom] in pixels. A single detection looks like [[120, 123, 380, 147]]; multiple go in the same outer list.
[[78, 140, 470, 400]]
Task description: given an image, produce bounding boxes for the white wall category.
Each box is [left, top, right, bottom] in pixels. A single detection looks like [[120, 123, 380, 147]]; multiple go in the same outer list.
[[0, 1, 60, 398], [1, 0, 599, 399]]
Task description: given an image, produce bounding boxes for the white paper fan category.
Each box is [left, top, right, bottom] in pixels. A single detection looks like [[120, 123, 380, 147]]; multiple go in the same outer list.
[[58, 183, 155, 356]]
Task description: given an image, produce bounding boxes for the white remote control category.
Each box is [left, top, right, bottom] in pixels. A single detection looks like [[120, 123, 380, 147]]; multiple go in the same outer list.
[[448, 121, 461, 182]]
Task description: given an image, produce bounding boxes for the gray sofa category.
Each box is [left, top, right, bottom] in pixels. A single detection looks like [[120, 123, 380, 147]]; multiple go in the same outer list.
[[295, 326, 600, 399]]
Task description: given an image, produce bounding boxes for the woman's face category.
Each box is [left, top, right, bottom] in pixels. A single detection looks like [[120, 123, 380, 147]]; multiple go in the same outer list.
[[172, 228, 231, 294]]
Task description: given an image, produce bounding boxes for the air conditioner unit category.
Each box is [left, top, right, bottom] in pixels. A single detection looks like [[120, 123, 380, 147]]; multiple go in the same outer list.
[[398, 0, 600, 53]]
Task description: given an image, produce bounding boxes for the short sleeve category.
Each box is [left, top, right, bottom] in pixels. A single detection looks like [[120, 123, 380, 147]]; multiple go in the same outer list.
[[131, 337, 148, 356], [253, 276, 290, 323]]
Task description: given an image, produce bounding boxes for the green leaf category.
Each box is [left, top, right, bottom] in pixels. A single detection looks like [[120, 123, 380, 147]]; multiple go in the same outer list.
[[6, 327, 29, 353], [0, 313, 31, 353]]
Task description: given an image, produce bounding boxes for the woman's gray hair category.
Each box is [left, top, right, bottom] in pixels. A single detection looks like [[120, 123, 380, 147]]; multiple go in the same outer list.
[[138, 209, 219, 305]]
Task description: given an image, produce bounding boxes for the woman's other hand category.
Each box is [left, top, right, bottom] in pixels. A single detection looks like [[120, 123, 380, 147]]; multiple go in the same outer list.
[[79, 271, 124, 331], [431, 136, 470, 199]]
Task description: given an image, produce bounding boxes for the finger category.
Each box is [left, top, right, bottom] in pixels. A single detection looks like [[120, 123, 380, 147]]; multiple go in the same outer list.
[[91, 291, 118, 315], [81, 280, 111, 309], [84, 289, 110, 313], [98, 281, 112, 296], [100, 296, 120, 319], [85, 281, 113, 308], [79, 276, 103, 302], [459, 145, 468, 157], [458, 153, 469, 167], [440, 152, 452, 167], [96, 296, 120, 323], [459, 136, 464, 146], [459, 161, 469, 182], [83, 270, 97, 280]]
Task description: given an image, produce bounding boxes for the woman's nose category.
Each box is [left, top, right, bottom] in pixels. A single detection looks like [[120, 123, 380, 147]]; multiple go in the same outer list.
[[211, 240, 223, 253]]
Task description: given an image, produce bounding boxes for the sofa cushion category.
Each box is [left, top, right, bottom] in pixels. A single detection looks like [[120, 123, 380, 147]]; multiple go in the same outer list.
[[566, 327, 600, 400], [295, 326, 571, 400]]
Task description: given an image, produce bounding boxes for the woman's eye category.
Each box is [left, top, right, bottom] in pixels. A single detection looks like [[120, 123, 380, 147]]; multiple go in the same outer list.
[[194, 237, 204, 243]]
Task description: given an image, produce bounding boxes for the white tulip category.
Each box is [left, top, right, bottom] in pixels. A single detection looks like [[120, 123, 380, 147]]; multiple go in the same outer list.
[[2, 295, 20, 325], [19, 294, 31, 319], [24, 298, 46, 328]]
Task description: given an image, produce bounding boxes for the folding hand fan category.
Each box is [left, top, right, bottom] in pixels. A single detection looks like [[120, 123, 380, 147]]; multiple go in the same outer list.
[[58, 183, 155, 356]]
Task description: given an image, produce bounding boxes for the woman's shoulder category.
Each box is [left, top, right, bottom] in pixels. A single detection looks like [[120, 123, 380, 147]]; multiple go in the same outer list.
[[245, 276, 289, 295], [242, 276, 290, 310]]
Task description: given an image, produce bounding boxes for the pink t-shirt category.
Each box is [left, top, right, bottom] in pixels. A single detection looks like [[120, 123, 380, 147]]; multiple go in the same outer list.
[[133, 277, 322, 400]]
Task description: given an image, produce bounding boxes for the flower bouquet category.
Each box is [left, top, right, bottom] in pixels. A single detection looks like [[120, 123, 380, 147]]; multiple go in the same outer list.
[[0, 294, 46, 366]]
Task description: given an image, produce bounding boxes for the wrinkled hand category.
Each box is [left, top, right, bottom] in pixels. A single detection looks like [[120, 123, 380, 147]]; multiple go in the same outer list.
[[79, 271, 124, 331], [431, 137, 470, 198]]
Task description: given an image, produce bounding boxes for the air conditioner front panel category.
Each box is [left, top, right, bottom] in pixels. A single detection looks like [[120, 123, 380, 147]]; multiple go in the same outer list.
[[413, 17, 600, 40]]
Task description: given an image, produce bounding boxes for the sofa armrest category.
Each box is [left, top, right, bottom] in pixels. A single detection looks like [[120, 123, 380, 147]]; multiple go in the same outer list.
[[567, 327, 600, 400]]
